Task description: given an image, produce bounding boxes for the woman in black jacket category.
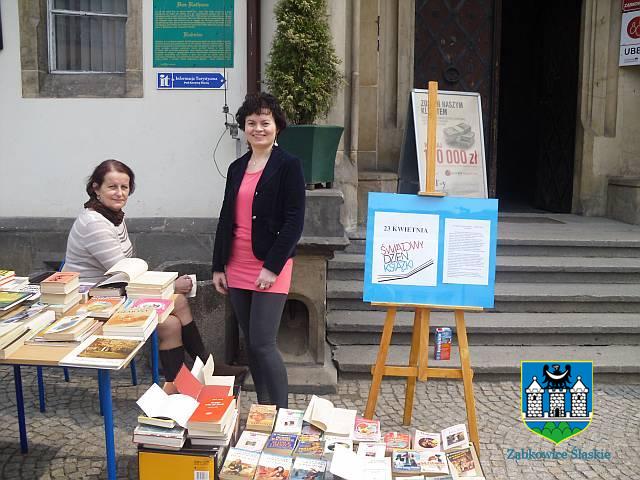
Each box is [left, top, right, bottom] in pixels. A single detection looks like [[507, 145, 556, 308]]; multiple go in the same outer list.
[[212, 93, 305, 408]]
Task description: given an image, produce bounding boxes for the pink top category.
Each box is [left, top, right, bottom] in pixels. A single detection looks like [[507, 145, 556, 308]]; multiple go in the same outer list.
[[225, 168, 293, 294]]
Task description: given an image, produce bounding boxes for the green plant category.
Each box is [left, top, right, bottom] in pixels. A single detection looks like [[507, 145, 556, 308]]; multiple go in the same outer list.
[[265, 0, 344, 125]]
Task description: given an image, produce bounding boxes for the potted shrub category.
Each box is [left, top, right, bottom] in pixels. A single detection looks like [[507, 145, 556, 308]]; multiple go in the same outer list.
[[265, 0, 344, 186]]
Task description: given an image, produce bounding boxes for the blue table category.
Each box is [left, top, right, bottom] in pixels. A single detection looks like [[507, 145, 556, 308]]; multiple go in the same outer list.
[[2, 330, 160, 480]]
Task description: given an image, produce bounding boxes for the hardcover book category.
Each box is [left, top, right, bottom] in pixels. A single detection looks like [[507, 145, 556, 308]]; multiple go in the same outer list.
[[264, 433, 298, 456], [246, 404, 278, 433], [274, 408, 305, 435], [40, 272, 80, 294], [219, 447, 261, 480], [352, 416, 381, 443], [235, 430, 270, 452], [254, 453, 293, 480]]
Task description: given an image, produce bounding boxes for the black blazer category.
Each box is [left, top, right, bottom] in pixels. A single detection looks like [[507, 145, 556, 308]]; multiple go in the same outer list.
[[212, 146, 306, 275]]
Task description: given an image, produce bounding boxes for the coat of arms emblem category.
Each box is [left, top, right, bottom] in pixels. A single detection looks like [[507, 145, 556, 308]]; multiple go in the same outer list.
[[521, 361, 593, 444]]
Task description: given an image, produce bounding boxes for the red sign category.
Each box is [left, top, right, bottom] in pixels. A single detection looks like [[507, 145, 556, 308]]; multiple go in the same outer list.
[[623, 0, 640, 12], [627, 15, 640, 38]]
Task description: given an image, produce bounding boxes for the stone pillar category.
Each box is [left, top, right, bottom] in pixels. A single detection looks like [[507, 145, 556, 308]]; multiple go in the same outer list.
[[548, 389, 567, 418]]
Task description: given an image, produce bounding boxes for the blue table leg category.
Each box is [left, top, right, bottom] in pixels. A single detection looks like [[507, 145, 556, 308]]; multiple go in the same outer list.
[[130, 359, 138, 386], [97, 370, 117, 480], [13, 365, 28, 453], [151, 330, 159, 385], [36, 367, 46, 413], [98, 370, 104, 416], [63, 367, 70, 382]]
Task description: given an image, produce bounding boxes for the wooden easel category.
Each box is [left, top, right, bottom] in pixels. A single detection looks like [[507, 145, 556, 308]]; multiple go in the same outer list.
[[363, 82, 481, 456]]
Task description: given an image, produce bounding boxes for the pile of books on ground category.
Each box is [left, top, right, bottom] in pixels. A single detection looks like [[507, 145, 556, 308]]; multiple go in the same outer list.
[[39, 272, 83, 315], [217, 394, 485, 480], [134, 355, 239, 452]]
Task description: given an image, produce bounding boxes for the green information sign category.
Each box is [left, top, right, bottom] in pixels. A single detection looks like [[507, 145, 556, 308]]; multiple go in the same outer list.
[[153, 0, 234, 68]]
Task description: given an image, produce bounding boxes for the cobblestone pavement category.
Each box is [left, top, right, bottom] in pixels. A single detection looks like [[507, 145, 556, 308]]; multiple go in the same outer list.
[[0, 365, 638, 479]]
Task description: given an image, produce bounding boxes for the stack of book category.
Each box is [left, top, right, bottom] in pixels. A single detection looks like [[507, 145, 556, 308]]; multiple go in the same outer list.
[[40, 272, 82, 315], [91, 258, 178, 300], [0, 308, 56, 359], [28, 313, 101, 345], [186, 393, 238, 447], [78, 296, 126, 319], [102, 307, 158, 339], [126, 297, 175, 323], [133, 423, 186, 451], [0, 276, 29, 292], [0, 269, 16, 287]]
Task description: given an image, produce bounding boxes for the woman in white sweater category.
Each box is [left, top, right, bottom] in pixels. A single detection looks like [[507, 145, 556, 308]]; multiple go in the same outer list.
[[64, 160, 246, 391]]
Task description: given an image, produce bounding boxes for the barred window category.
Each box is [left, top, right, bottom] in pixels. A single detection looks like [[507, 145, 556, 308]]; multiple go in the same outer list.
[[49, 0, 128, 73]]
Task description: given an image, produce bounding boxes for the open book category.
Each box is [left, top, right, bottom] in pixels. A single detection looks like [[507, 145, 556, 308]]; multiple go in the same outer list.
[[136, 383, 199, 428], [174, 354, 235, 398], [95, 258, 178, 290], [303, 395, 358, 437]]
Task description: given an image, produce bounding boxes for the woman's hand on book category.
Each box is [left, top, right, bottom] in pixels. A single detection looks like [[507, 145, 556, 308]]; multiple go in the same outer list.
[[174, 275, 193, 294]]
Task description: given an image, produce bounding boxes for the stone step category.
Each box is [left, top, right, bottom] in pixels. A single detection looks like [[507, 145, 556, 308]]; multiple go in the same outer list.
[[327, 280, 640, 313], [332, 344, 640, 375], [328, 254, 640, 283], [326, 310, 640, 346]]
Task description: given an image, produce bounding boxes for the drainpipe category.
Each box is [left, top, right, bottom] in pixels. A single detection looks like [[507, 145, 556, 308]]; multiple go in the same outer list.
[[247, 0, 260, 93], [349, 0, 361, 230]]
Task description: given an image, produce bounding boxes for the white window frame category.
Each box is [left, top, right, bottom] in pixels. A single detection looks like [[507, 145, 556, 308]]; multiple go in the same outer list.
[[47, 0, 128, 74]]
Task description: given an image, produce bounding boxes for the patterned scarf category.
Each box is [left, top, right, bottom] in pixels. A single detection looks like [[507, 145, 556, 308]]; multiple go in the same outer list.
[[83, 197, 125, 226]]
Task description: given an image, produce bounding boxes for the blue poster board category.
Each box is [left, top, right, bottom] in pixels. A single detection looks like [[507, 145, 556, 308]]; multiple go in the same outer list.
[[363, 192, 498, 308]]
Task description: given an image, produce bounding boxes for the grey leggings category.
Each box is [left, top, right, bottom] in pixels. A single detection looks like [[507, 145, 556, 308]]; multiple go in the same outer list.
[[228, 288, 288, 408]]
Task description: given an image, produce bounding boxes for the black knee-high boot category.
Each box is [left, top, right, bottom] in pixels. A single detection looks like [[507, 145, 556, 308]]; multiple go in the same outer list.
[[181, 321, 207, 363], [158, 345, 185, 382]]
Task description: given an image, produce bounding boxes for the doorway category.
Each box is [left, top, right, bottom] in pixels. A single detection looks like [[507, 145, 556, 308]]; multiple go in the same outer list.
[[496, 1, 582, 212]]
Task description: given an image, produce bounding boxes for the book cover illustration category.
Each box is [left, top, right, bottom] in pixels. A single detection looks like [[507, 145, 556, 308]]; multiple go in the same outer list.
[[77, 337, 140, 359], [392, 449, 422, 475], [247, 404, 277, 431], [446, 447, 480, 477], [43, 313, 90, 334], [291, 457, 326, 480], [322, 435, 352, 456], [220, 448, 260, 479], [129, 298, 173, 314], [441, 424, 469, 451], [383, 431, 411, 453], [265, 433, 298, 455], [294, 439, 324, 458], [0, 291, 32, 310], [235, 430, 270, 452], [352, 416, 381, 442], [254, 453, 293, 480], [413, 429, 442, 452], [274, 408, 305, 434], [106, 308, 155, 327], [420, 451, 449, 474], [300, 422, 323, 438]]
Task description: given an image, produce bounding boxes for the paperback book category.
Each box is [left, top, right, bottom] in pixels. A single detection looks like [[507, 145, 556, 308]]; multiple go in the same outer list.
[[136, 383, 199, 428], [412, 428, 442, 452], [264, 433, 298, 456], [40, 313, 96, 341], [60, 335, 143, 369], [219, 447, 260, 480], [293, 439, 324, 458], [352, 416, 381, 443], [102, 307, 157, 338], [40, 272, 80, 294], [127, 297, 175, 323], [446, 445, 483, 478], [0, 291, 33, 311], [274, 408, 305, 435], [254, 453, 293, 480], [291, 456, 327, 480], [383, 431, 411, 455], [391, 449, 422, 477], [79, 296, 126, 319], [356, 442, 387, 458], [441, 424, 469, 452], [246, 404, 278, 433], [235, 430, 270, 452]]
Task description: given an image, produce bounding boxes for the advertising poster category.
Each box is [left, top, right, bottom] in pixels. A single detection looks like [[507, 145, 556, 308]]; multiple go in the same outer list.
[[412, 90, 487, 198], [620, 5, 640, 66], [153, 0, 234, 68], [364, 193, 498, 308]]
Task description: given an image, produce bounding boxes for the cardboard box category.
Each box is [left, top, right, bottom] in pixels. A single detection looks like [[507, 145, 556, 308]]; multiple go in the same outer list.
[[139, 443, 226, 480]]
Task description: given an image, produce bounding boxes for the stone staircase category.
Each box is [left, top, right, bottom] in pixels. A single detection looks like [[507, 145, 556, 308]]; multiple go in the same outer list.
[[327, 214, 640, 379]]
